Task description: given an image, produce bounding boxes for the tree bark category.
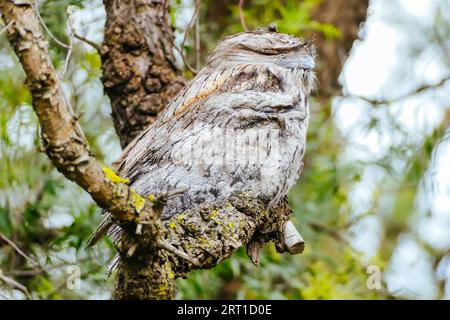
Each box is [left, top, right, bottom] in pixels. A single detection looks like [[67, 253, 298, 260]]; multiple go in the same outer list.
[[309, 0, 369, 98], [101, 0, 186, 148], [114, 195, 292, 299]]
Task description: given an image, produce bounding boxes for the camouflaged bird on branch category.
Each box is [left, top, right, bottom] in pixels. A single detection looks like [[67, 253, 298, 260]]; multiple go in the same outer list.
[[89, 26, 316, 298]]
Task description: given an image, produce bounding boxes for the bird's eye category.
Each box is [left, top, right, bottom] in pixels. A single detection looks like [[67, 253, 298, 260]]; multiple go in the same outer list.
[[236, 43, 280, 55], [257, 49, 281, 56]]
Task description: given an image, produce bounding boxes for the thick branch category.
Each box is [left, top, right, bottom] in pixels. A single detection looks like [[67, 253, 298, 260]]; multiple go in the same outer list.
[[0, 1, 160, 236], [114, 194, 293, 299], [101, 0, 186, 148]]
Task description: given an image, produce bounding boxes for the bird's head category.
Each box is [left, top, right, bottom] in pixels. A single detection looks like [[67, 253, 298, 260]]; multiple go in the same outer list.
[[204, 24, 315, 92]]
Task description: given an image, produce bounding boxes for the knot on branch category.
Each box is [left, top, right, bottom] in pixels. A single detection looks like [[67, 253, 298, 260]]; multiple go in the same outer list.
[[42, 135, 91, 173]]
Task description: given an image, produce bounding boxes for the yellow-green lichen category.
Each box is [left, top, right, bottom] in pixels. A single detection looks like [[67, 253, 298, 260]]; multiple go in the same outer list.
[[177, 214, 185, 222], [148, 194, 156, 202], [158, 285, 167, 295], [169, 222, 176, 229], [102, 166, 130, 184], [130, 188, 145, 212], [211, 210, 218, 216]]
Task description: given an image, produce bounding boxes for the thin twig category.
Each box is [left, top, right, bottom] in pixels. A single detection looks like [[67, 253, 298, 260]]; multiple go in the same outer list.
[[301, 218, 346, 243], [62, 34, 73, 76], [0, 269, 32, 299], [157, 239, 200, 266], [0, 20, 13, 37], [0, 233, 39, 267], [61, 7, 77, 77], [180, 0, 202, 52], [342, 76, 450, 106], [239, 0, 248, 32], [6, 258, 81, 277], [173, 43, 197, 74], [6, 269, 44, 277], [195, 1, 201, 71], [34, 0, 70, 49], [174, 0, 202, 74], [74, 33, 102, 53]]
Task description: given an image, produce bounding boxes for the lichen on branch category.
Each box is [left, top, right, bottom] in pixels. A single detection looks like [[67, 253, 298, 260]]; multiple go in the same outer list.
[[114, 193, 293, 300]]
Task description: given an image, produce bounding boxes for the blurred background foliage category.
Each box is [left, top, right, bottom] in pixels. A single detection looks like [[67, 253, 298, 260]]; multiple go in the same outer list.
[[1, 0, 449, 299]]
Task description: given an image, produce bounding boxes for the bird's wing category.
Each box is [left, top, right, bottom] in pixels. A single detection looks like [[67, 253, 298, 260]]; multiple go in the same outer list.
[[87, 66, 297, 247]]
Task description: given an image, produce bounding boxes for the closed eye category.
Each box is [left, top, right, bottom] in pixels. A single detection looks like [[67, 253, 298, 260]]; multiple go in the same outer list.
[[236, 43, 299, 56]]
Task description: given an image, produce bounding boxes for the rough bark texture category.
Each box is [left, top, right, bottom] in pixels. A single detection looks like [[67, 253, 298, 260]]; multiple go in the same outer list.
[[309, 0, 369, 98], [114, 195, 292, 299], [101, 0, 186, 147]]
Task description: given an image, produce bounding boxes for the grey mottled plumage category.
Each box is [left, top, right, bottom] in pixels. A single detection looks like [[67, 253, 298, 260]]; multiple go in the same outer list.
[[89, 27, 315, 248]]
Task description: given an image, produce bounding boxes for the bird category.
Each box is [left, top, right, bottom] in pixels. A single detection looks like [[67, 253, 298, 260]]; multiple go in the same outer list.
[[88, 25, 315, 253]]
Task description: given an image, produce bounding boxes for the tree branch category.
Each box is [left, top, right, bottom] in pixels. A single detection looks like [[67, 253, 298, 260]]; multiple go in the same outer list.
[[0, 0, 161, 241], [239, 0, 248, 32], [101, 0, 186, 148], [341, 76, 450, 106], [0, 233, 39, 267], [113, 194, 294, 299], [74, 32, 102, 54], [309, 0, 370, 98], [0, 268, 31, 299]]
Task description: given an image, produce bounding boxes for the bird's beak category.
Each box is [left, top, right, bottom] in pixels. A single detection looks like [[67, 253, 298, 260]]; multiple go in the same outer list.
[[278, 53, 315, 70], [297, 54, 315, 70]]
